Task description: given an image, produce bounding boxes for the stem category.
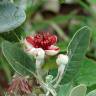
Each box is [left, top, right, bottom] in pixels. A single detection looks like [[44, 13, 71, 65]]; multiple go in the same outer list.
[[12, 31, 21, 42], [35, 75, 57, 96], [46, 64, 65, 96], [50, 71, 60, 84], [35, 59, 57, 96], [45, 83, 56, 96], [46, 91, 50, 96], [41, 83, 57, 96], [36, 59, 44, 81], [54, 65, 65, 88], [36, 59, 47, 92]]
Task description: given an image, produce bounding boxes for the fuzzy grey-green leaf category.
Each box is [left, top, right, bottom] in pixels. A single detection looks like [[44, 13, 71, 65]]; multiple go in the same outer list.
[[58, 83, 73, 96], [2, 41, 35, 76], [0, 2, 26, 32], [69, 84, 87, 96], [62, 26, 91, 84]]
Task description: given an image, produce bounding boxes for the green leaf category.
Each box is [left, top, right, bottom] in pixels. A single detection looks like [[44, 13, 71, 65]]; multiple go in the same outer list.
[[0, 2, 26, 33], [58, 83, 73, 96], [69, 84, 87, 96], [2, 41, 35, 76], [62, 26, 91, 84], [75, 58, 96, 86], [0, 56, 12, 82], [86, 89, 96, 96]]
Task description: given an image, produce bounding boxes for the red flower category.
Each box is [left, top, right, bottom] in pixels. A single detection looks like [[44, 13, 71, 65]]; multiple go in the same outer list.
[[8, 75, 31, 95], [24, 32, 60, 56]]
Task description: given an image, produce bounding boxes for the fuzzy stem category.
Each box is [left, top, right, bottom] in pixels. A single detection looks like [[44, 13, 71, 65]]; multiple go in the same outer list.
[[46, 64, 65, 96], [42, 83, 57, 96], [36, 59, 44, 81], [35, 59, 57, 96], [30, 71, 57, 96], [37, 79, 57, 96], [54, 64, 65, 88], [46, 91, 50, 96], [50, 72, 60, 84]]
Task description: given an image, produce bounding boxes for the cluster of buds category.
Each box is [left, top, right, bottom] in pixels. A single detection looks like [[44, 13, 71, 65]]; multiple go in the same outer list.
[[8, 32, 69, 95], [8, 74, 31, 95]]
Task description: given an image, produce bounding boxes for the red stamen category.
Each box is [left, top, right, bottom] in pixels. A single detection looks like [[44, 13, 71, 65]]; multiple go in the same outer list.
[[26, 32, 57, 50]]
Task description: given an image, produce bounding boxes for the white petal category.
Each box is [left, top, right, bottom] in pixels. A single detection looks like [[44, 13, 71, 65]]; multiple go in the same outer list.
[[25, 47, 36, 55], [45, 49, 60, 56], [45, 45, 60, 56], [24, 39, 34, 49], [26, 48, 45, 59]]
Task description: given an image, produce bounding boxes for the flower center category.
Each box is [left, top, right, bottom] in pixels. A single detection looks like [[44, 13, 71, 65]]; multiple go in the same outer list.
[[26, 32, 57, 50]]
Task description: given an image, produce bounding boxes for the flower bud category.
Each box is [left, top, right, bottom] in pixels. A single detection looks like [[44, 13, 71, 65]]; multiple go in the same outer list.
[[8, 75, 31, 95], [46, 75, 53, 83], [56, 54, 69, 66]]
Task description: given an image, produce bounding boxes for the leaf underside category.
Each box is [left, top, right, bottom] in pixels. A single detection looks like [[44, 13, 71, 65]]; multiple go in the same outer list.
[[69, 84, 87, 96], [0, 2, 26, 33]]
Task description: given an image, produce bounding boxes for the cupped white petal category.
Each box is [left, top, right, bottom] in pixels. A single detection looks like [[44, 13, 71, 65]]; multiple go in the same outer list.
[[24, 38, 37, 56], [45, 45, 60, 56], [45, 49, 59, 56]]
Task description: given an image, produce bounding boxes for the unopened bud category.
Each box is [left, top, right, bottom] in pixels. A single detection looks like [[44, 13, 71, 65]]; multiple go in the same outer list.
[[56, 54, 69, 66], [46, 75, 53, 83]]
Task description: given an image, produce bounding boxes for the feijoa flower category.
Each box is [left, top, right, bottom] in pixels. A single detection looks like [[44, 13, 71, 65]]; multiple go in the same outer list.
[[56, 54, 69, 66], [24, 32, 60, 56]]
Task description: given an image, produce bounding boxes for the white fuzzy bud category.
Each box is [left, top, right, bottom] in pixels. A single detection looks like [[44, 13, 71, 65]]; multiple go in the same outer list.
[[46, 75, 53, 83], [56, 54, 69, 66]]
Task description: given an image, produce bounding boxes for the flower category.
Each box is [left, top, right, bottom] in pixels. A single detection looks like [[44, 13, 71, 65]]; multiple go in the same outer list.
[[8, 75, 32, 95], [24, 32, 60, 56], [56, 54, 69, 66]]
